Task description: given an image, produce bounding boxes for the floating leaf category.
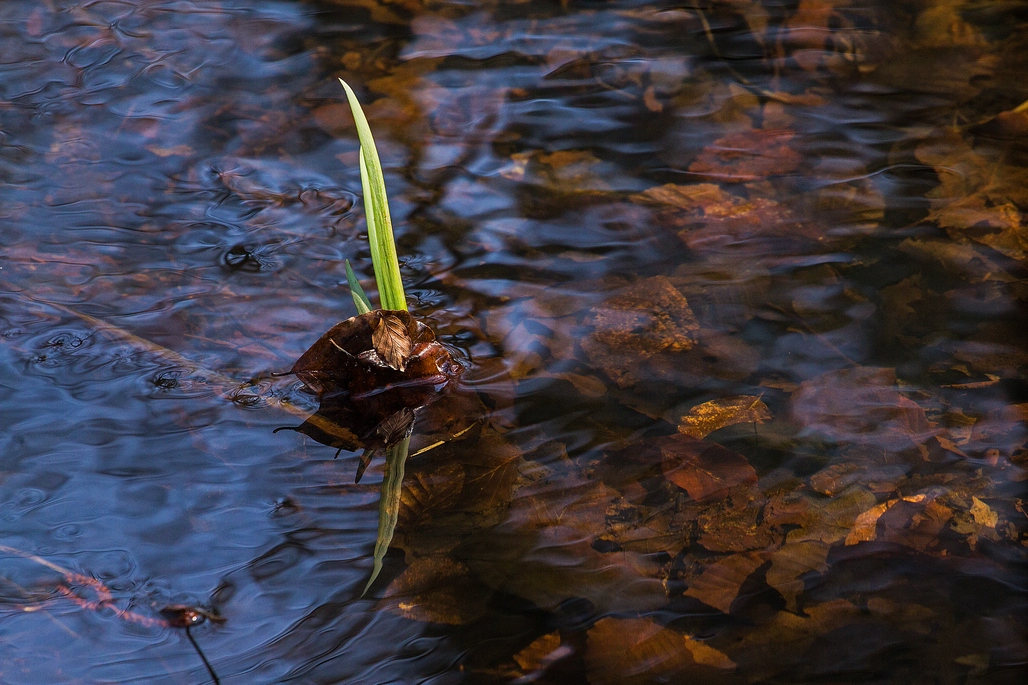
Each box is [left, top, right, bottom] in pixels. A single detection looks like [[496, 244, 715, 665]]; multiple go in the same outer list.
[[291, 310, 461, 401], [678, 395, 771, 439]]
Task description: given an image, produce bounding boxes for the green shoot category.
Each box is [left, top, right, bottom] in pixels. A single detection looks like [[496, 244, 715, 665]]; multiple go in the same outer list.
[[339, 79, 408, 312], [345, 259, 372, 315]]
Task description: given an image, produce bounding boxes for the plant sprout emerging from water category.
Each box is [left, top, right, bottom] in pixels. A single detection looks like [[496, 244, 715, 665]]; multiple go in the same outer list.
[[338, 78, 407, 314]]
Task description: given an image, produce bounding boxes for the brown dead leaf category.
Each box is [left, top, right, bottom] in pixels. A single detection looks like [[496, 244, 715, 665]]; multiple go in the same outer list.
[[633, 182, 821, 258], [381, 555, 489, 625], [678, 395, 771, 439], [684, 552, 766, 614], [372, 311, 414, 371], [726, 599, 863, 679], [660, 435, 758, 501], [514, 632, 565, 673], [844, 499, 894, 545], [788, 487, 878, 545], [697, 490, 778, 553], [291, 309, 461, 400], [791, 367, 937, 452], [684, 636, 736, 670], [970, 497, 998, 528], [586, 617, 727, 685], [688, 128, 802, 183], [581, 276, 699, 388], [915, 130, 1028, 261], [766, 540, 831, 612]]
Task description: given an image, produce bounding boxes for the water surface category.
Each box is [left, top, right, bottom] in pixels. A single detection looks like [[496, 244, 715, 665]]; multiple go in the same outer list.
[[1, 1, 1026, 683]]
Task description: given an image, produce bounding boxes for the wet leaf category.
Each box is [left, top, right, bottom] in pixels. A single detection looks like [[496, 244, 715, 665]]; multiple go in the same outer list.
[[787, 487, 878, 545], [678, 395, 771, 439], [633, 183, 821, 259], [660, 435, 758, 501], [587, 617, 691, 685], [372, 310, 414, 371], [726, 600, 863, 679], [380, 555, 489, 625], [697, 490, 777, 553], [581, 276, 700, 388], [791, 367, 937, 452], [514, 632, 565, 673], [688, 128, 802, 183], [766, 540, 830, 612], [915, 130, 1028, 261], [969, 497, 998, 528], [292, 310, 460, 400], [683, 551, 766, 614]]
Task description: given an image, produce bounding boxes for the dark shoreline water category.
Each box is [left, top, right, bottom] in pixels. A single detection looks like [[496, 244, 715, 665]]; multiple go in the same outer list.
[[1, 1, 1026, 683]]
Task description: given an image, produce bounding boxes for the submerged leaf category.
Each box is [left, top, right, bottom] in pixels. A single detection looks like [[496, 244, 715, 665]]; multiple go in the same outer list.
[[380, 555, 489, 625], [766, 540, 831, 612], [678, 395, 771, 439], [688, 128, 802, 183], [660, 435, 758, 501], [683, 552, 766, 614], [586, 618, 711, 685], [514, 632, 565, 673]]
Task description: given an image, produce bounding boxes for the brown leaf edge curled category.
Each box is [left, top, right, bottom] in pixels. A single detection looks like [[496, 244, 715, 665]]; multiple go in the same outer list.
[[290, 309, 462, 400]]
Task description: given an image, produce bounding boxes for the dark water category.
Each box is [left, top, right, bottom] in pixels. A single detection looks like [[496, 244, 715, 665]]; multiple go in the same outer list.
[[1, 0, 1026, 683]]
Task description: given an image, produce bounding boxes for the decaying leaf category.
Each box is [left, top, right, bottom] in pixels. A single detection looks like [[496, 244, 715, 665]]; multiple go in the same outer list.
[[372, 310, 414, 371], [791, 367, 937, 453], [632, 182, 821, 258], [683, 551, 766, 614], [660, 435, 758, 501], [585, 617, 733, 685], [678, 395, 771, 439], [688, 128, 803, 183], [915, 130, 1028, 261], [581, 276, 702, 388], [787, 487, 878, 545], [291, 309, 462, 400], [766, 540, 831, 612], [697, 490, 777, 552], [380, 555, 489, 625], [513, 632, 566, 673], [969, 497, 998, 528]]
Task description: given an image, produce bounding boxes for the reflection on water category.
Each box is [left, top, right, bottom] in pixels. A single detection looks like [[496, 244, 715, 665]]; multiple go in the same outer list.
[[1, 0, 1026, 683]]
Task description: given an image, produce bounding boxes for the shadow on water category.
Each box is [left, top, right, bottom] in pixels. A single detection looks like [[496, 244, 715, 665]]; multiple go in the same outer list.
[[1, 0, 1027, 683]]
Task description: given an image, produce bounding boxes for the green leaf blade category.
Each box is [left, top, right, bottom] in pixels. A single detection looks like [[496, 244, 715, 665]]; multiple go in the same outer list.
[[345, 260, 373, 315], [340, 79, 407, 312]]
